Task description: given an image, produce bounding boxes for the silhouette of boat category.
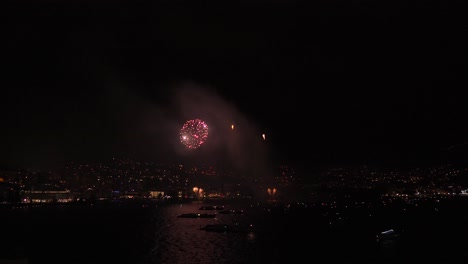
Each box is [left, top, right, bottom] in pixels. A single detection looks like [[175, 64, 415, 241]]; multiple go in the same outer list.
[[200, 223, 254, 233], [217, 209, 244, 215], [0, 258, 29, 264], [177, 213, 217, 218], [199, 205, 224, 210]]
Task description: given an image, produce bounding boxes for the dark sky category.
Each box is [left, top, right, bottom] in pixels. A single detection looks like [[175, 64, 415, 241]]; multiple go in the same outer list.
[[2, 0, 468, 170]]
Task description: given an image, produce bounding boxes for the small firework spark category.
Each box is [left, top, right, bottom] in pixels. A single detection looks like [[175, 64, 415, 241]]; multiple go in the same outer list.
[[262, 133, 266, 140], [180, 119, 209, 149]]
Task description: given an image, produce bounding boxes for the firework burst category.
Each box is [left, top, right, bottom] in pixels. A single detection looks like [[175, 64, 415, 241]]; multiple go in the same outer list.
[[180, 119, 209, 149]]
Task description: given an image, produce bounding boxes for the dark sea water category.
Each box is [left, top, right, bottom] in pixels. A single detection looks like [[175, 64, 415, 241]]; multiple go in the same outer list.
[[2, 198, 468, 264]]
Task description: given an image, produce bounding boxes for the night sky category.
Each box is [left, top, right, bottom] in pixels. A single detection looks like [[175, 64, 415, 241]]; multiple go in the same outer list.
[[2, 0, 468, 170]]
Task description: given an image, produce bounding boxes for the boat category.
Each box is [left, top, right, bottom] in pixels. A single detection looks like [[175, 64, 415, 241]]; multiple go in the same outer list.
[[0, 258, 29, 264], [376, 229, 400, 243], [177, 213, 217, 218], [199, 205, 224, 210], [200, 223, 254, 233], [217, 209, 244, 215]]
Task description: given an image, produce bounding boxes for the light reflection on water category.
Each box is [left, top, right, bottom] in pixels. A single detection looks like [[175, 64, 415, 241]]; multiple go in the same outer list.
[[130, 200, 401, 264], [1, 200, 398, 264], [8, 198, 468, 263], [146, 201, 260, 264]]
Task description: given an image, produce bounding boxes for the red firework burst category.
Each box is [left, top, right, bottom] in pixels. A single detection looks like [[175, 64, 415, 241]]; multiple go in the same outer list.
[[180, 119, 209, 149]]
